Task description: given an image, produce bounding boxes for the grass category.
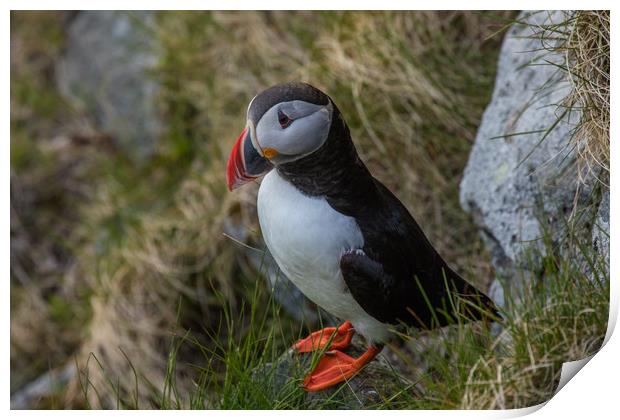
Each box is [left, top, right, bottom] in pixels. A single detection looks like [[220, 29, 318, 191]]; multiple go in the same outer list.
[[10, 11, 90, 395], [562, 11, 610, 185], [10, 10, 609, 409], [71, 222, 608, 409]]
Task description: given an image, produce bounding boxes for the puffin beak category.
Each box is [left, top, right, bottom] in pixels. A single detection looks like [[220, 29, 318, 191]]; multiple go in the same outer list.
[[226, 126, 273, 191]]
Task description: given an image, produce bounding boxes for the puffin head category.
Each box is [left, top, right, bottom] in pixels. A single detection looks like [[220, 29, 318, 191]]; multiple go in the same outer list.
[[226, 82, 334, 191]]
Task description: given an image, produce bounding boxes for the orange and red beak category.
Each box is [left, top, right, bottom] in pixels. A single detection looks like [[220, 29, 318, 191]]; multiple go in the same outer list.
[[226, 126, 273, 191]]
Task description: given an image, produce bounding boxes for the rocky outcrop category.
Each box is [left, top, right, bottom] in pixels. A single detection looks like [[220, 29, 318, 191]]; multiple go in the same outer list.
[[56, 11, 161, 159], [592, 191, 610, 275], [460, 11, 608, 303]]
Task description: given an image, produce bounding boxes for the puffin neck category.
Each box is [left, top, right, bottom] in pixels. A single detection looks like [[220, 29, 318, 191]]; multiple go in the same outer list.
[[276, 111, 375, 201]]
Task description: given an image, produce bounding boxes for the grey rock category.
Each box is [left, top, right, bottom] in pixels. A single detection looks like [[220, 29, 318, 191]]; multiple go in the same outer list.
[[591, 190, 609, 276], [460, 11, 596, 302], [10, 363, 76, 410], [56, 11, 161, 159]]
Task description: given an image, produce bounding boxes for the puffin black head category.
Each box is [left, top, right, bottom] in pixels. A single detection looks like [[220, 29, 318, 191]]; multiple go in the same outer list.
[[226, 82, 334, 191]]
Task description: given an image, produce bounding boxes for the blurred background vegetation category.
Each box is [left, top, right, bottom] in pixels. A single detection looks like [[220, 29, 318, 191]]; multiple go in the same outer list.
[[10, 10, 609, 409]]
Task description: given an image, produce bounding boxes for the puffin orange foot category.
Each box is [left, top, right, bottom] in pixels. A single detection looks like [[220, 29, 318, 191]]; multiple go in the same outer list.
[[293, 321, 354, 353], [303, 346, 381, 392]]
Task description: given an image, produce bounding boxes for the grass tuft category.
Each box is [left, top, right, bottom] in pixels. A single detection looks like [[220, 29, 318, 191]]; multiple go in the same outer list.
[[562, 11, 610, 184], [510, 10, 610, 185]]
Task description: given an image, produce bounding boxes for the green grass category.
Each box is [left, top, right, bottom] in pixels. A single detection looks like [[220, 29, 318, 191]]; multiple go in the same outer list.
[[71, 217, 608, 409], [207, 233, 607, 410]]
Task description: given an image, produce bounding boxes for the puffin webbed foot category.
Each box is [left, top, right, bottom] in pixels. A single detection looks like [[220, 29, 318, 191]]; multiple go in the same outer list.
[[302, 345, 382, 392], [293, 321, 354, 353]]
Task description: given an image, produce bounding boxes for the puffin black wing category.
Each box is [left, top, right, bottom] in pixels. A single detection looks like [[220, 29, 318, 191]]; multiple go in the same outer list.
[[333, 176, 499, 329], [340, 249, 398, 323]]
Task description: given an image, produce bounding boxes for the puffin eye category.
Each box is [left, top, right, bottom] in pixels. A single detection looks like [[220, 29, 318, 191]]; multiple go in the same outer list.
[[278, 109, 293, 128]]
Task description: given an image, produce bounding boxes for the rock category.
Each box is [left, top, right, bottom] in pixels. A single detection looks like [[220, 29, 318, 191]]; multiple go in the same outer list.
[[10, 363, 76, 409], [253, 337, 414, 408], [460, 11, 597, 302], [591, 190, 609, 276], [56, 11, 161, 159]]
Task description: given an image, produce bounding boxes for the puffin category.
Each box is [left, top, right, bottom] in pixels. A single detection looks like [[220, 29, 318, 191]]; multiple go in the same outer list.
[[226, 82, 499, 392]]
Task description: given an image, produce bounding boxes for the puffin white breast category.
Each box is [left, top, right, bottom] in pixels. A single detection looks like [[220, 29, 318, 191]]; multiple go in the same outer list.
[[256, 170, 390, 342]]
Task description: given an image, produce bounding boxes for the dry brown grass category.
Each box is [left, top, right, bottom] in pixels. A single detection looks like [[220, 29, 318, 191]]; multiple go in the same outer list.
[[461, 270, 607, 409], [563, 11, 610, 185], [65, 165, 242, 408], [10, 11, 110, 397]]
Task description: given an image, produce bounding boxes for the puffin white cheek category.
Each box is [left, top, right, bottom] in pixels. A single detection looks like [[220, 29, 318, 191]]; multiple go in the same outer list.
[[254, 101, 332, 158], [278, 110, 331, 156], [278, 118, 325, 155], [254, 116, 284, 154]]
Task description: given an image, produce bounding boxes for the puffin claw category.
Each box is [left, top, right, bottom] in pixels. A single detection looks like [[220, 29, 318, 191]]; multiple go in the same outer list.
[[343, 248, 366, 258], [293, 321, 355, 353], [302, 346, 381, 392]]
